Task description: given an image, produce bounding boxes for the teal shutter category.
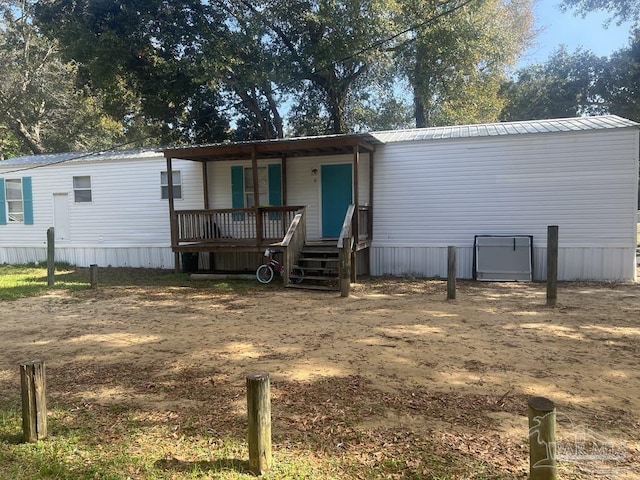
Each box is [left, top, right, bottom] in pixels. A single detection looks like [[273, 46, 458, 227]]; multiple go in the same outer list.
[[0, 178, 5, 225], [22, 177, 33, 225], [231, 165, 244, 220], [268, 164, 282, 220]]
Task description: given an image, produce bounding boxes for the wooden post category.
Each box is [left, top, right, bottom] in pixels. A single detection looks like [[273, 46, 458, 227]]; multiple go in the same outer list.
[[447, 246, 456, 300], [546, 225, 558, 307], [89, 264, 98, 290], [20, 360, 47, 442], [247, 372, 271, 476], [339, 245, 351, 297], [46, 227, 55, 286], [528, 396, 557, 480]]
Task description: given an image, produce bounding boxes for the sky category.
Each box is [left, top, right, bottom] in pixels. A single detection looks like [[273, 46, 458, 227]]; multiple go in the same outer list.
[[518, 0, 636, 67]]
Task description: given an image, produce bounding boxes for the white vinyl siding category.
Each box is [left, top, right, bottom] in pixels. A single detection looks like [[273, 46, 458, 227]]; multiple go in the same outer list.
[[372, 128, 639, 281], [0, 154, 202, 267]]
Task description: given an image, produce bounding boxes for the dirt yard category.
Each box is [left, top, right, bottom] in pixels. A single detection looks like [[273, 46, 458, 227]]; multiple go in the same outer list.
[[1, 277, 639, 478]]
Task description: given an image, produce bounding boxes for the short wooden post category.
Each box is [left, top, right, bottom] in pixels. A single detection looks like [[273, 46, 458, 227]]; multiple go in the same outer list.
[[20, 360, 47, 442], [339, 245, 351, 298], [247, 372, 271, 475], [46, 227, 55, 286], [447, 246, 456, 300], [546, 225, 558, 307], [528, 396, 557, 480], [89, 264, 98, 290]]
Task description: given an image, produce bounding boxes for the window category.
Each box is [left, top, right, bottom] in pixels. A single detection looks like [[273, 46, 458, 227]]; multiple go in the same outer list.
[[5, 179, 23, 222], [73, 176, 92, 202], [231, 164, 281, 219], [161, 171, 182, 199], [0, 177, 33, 225], [244, 167, 268, 207]]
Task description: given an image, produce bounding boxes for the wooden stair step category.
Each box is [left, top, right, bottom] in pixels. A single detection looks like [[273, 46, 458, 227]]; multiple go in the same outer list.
[[298, 256, 339, 262], [286, 283, 340, 291], [294, 274, 338, 281], [298, 267, 339, 273]]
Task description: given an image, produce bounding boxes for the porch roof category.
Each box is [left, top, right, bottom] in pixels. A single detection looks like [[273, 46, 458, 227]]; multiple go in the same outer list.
[[163, 133, 379, 162]]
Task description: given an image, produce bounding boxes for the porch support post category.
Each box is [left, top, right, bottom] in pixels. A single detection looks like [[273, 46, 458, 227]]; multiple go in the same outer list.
[[202, 161, 210, 209], [368, 150, 374, 238], [166, 157, 180, 273], [281, 155, 288, 206], [252, 146, 263, 245], [352, 144, 359, 283]]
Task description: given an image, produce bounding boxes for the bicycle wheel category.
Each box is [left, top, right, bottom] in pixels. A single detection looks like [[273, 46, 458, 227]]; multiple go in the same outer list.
[[291, 266, 304, 284], [256, 264, 274, 284]]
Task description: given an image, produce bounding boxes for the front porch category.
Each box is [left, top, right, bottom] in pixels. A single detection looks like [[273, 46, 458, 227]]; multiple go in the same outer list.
[[163, 134, 378, 288]]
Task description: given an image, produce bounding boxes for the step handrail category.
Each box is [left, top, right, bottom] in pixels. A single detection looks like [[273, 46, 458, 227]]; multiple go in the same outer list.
[[281, 208, 306, 285], [337, 204, 356, 296]]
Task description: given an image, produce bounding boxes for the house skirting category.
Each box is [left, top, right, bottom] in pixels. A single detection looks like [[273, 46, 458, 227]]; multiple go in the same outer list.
[[370, 246, 637, 282]]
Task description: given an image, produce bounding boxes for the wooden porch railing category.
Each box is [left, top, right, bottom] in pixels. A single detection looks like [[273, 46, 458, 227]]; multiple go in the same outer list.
[[357, 205, 371, 242], [338, 204, 356, 297], [173, 206, 303, 245], [281, 208, 306, 286]]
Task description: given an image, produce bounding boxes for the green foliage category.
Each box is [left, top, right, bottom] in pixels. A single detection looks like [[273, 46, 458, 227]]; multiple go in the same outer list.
[[500, 33, 640, 123], [393, 0, 534, 127], [500, 47, 608, 121], [600, 30, 640, 121], [561, 0, 640, 25], [30, 0, 538, 144], [0, 0, 128, 155], [35, 0, 231, 145]]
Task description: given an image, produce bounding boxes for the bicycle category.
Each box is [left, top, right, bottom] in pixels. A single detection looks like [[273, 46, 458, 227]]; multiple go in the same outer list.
[[256, 248, 304, 284]]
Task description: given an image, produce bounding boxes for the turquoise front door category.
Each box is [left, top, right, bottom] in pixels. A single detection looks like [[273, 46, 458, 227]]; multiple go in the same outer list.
[[321, 164, 352, 238]]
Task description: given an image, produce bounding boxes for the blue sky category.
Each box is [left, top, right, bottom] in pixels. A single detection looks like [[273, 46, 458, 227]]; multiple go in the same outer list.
[[518, 0, 635, 67]]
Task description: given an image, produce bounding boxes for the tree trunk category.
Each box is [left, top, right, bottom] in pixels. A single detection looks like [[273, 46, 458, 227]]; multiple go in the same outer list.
[[8, 116, 45, 154]]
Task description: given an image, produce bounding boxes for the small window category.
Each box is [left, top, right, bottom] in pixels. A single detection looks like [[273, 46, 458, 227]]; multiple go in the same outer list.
[[73, 176, 92, 202], [5, 179, 23, 222], [161, 171, 182, 199], [244, 167, 268, 207]]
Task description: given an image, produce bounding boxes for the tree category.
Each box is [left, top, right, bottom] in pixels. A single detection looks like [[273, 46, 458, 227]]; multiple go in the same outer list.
[[499, 47, 608, 121], [396, 0, 535, 127], [599, 30, 640, 121], [232, 0, 404, 135], [561, 0, 640, 25], [35, 0, 231, 145], [0, 0, 123, 156]]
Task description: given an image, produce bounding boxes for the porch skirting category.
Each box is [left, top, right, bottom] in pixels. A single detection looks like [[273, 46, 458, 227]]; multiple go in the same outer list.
[[0, 246, 175, 269], [370, 246, 637, 282]]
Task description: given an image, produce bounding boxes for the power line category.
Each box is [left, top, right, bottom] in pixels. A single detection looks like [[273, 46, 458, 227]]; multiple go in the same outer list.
[[0, 0, 476, 173]]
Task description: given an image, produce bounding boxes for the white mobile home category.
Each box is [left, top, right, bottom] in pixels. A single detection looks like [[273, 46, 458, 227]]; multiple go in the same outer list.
[[0, 149, 203, 267], [163, 115, 638, 283], [1, 116, 638, 282]]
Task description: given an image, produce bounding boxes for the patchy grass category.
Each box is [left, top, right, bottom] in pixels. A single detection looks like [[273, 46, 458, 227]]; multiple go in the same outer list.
[[0, 264, 86, 300], [0, 264, 269, 301], [0, 377, 526, 480]]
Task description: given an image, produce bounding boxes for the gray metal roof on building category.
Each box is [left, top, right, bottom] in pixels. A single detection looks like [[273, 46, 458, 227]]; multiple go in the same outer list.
[[369, 115, 639, 144], [1, 116, 637, 170], [0, 148, 161, 168]]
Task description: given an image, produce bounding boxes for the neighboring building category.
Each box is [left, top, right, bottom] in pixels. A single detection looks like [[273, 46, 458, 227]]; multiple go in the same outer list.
[[1, 115, 638, 281], [0, 149, 202, 267]]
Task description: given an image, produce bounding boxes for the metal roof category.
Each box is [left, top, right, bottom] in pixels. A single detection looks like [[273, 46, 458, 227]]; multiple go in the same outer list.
[[1, 116, 637, 169], [0, 148, 161, 168], [369, 115, 639, 143]]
